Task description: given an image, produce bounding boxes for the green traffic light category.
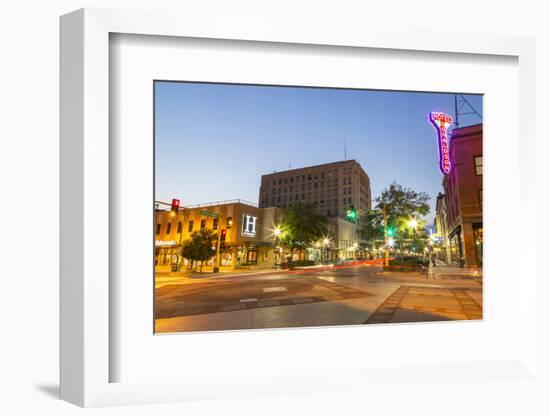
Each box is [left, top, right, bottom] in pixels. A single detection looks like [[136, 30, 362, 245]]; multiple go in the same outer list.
[[386, 227, 395, 237]]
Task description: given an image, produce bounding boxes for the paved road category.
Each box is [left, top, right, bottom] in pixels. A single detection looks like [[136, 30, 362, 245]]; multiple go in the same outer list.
[[155, 265, 482, 333]]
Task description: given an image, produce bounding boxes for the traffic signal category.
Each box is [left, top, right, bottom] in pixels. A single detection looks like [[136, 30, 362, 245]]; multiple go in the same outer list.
[[346, 206, 357, 222], [219, 229, 227, 250], [171, 198, 180, 212], [386, 227, 395, 237]]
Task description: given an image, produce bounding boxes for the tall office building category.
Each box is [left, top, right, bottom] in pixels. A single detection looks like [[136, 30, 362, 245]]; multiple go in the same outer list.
[[258, 160, 371, 255], [259, 159, 371, 219]]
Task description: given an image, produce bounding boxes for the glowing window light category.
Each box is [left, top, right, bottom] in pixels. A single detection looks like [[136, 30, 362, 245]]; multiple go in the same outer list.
[[429, 112, 453, 175]]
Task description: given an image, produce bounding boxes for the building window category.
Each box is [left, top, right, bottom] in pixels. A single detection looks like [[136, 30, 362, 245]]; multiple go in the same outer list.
[[188, 220, 194, 232], [474, 156, 483, 175], [213, 218, 218, 230], [200, 219, 206, 229], [166, 223, 171, 234], [177, 221, 182, 233], [226, 217, 233, 228], [156, 223, 161, 235], [479, 190, 483, 207]]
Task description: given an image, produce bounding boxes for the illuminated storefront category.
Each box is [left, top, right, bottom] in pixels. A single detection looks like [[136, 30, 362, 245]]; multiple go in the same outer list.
[[154, 200, 283, 272]]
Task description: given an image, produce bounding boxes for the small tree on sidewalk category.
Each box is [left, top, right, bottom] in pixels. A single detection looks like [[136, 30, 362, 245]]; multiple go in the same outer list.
[[180, 229, 216, 272]]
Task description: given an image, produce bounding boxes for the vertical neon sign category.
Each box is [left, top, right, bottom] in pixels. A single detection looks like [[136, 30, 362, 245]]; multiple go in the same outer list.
[[429, 112, 453, 174]]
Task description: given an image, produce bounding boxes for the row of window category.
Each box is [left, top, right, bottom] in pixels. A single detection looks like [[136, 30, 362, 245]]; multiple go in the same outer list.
[[266, 186, 355, 199], [156, 216, 233, 235], [262, 193, 355, 207], [266, 175, 358, 193], [267, 169, 343, 186]]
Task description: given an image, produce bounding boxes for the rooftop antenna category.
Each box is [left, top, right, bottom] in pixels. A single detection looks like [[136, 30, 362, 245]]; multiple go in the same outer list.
[[454, 94, 482, 128], [344, 138, 347, 161]]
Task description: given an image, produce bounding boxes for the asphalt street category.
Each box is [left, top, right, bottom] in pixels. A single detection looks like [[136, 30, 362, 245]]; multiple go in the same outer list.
[[155, 264, 482, 333]]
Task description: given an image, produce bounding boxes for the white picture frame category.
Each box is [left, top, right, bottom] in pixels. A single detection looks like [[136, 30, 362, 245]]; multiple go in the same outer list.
[[60, 7, 538, 408]]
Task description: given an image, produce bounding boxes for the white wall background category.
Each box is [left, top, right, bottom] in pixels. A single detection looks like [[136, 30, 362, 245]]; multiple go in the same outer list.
[[1, 1, 548, 415]]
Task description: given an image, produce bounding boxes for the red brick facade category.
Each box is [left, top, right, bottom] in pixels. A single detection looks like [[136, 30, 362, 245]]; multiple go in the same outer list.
[[442, 124, 483, 267]]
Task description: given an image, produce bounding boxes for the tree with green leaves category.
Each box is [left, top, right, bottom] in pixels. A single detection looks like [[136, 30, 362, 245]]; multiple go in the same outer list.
[[279, 201, 329, 260], [180, 228, 216, 272], [362, 182, 430, 251]]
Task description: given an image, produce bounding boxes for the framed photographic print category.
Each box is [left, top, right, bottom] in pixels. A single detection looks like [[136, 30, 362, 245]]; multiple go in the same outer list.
[[60, 8, 538, 408]]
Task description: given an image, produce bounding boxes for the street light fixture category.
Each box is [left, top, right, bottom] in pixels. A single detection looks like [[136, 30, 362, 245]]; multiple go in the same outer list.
[[407, 218, 418, 228]]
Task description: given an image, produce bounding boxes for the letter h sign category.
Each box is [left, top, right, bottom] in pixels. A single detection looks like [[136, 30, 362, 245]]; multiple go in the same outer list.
[[242, 214, 257, 236]]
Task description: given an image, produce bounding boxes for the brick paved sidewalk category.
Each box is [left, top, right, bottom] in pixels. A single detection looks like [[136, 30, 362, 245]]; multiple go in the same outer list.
[[365, 285, 482, 324]]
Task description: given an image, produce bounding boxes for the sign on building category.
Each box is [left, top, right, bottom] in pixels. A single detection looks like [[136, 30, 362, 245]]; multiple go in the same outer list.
[[242, 214, 258, 237], [429, 112, 453, 175]]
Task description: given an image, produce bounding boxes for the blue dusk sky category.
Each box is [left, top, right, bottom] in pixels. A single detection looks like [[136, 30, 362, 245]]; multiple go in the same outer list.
[[155, 81, 482, 223]]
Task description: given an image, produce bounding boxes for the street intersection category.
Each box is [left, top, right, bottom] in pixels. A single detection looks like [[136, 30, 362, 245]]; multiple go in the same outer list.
[[155, 264, 482, 333]]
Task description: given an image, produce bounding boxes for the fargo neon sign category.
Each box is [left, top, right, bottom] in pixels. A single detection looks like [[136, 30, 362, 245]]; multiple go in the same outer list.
[[429, 112, 453, 175]]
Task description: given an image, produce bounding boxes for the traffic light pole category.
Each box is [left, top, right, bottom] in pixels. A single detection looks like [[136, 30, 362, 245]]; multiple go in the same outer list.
[[383, 206, 389, 267], [214, 212, 222, 273]]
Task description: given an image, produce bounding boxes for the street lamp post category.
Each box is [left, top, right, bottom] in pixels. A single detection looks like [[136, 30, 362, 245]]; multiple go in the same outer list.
[[408, 218, 418, 255], [323, 237, 330, 263], [273, 226, 282, 268]]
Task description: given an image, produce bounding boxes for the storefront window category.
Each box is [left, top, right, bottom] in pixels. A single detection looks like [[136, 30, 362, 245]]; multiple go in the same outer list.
[[246, 250, 258, 264], [474, 225, 483, 267], [474, 156, 483, 175]]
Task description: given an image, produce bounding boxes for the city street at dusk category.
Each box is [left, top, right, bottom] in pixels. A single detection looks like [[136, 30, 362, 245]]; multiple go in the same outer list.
[[155, 263, 482, 333], [154, 81, 483, 332]]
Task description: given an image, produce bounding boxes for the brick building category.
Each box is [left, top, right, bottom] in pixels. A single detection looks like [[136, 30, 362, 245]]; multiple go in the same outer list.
[[441, 124, 483, 267], [154, 200, 283, 272]]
